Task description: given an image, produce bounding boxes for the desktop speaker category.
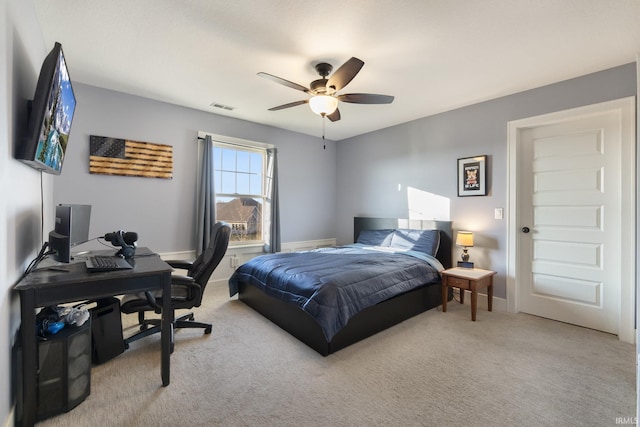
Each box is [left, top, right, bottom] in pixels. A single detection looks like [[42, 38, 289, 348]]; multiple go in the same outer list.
[[48, 231, 70, 263], [35, 321, 92, 420]]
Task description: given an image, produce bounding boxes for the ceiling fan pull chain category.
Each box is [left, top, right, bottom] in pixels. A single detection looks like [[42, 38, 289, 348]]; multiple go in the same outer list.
[[322, 114, 326, 149]]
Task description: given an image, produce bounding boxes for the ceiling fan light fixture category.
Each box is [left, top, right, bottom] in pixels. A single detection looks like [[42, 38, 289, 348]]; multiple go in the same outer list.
[[260, 57, 393, 123], [309, 95, 338, 116]]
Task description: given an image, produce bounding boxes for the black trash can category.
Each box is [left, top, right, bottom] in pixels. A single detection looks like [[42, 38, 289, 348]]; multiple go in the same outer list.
[[14, 320, 93, 421]]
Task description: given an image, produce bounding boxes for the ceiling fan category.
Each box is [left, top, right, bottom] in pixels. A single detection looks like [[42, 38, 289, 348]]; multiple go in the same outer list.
[[258, 57, 394, 122]]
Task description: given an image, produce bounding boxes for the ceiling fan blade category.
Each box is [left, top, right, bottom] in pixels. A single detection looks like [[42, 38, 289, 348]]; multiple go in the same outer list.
[[268, 100, 308, 111], [327, 108, 341, 122], [337, 93, 394, 104], [326, 57, 364, 92], [258, 72, 310, 93]]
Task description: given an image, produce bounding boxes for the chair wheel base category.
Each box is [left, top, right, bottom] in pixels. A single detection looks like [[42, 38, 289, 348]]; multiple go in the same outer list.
[[124, 313, 213, 350]]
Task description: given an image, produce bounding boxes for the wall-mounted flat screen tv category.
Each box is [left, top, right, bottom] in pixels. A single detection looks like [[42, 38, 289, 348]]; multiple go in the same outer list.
[[16, 42, 76, 175]]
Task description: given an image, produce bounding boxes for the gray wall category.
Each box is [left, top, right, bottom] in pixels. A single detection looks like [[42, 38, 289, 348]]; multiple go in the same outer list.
[[336, 63, 637, 299], [52, 64, 638, 297], [3, 0, 59, 423], [54, 83, 337, 253]]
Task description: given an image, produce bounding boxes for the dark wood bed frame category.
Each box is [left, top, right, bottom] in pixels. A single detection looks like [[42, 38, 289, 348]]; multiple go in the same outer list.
[[236, 217, 453, 356]]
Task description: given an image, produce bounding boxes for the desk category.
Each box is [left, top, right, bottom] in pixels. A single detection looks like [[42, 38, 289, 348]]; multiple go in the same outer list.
[[14, 248, 172, 427]]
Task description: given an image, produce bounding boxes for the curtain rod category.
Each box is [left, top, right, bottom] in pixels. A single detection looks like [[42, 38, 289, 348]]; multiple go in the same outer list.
[[196, 133, 273, 150], [197, 136, 257, 149]]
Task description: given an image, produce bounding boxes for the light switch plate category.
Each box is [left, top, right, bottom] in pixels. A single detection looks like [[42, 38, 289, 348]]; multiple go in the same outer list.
[[494, 208, 504, 219]]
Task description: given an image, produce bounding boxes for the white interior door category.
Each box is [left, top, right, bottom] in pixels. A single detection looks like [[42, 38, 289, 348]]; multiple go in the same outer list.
[[508, 98, 635, 341]]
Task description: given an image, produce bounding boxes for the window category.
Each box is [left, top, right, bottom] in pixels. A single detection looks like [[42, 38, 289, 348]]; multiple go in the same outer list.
[[213, 142, 266, 244]]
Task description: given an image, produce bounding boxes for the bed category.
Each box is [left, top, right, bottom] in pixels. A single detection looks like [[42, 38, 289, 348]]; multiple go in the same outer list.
[[229, 217, 453, 356]]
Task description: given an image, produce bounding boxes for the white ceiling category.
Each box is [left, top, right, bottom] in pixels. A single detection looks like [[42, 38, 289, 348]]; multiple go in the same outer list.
[[34, 0, 640, 141]]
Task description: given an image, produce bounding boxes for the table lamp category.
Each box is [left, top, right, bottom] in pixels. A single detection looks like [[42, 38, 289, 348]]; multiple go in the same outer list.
[[456, 231, 474, 268]]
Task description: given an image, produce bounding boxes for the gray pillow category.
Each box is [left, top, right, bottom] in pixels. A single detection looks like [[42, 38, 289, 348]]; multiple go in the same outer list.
[[390, 229, 440, 256], [356, 229, 394, 246]]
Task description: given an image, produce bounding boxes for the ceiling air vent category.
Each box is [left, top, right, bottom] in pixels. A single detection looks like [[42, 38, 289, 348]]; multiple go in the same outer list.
[[210, 102, 235, 111]]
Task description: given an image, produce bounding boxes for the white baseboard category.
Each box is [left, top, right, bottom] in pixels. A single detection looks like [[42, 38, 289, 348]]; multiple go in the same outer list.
[[159, 238, 338, 284], [280, 238, 336, 252], [158, 238, 337, 260], [159, 250, 196, 261]]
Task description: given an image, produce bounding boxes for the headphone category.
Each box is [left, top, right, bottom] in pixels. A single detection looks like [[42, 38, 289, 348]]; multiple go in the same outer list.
[[104, 230, 138, 258]]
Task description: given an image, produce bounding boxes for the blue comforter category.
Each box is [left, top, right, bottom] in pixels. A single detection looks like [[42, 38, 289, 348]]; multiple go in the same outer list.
[[229, 244, 443, 341]]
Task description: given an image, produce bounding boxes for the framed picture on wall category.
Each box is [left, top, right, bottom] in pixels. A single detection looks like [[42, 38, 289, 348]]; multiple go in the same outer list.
[[458, 155, 487, 196]]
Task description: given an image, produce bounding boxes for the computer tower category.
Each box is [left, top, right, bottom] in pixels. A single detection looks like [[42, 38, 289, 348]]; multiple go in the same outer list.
[[35, 321, 92, 420], [90, 297, 125, 364]]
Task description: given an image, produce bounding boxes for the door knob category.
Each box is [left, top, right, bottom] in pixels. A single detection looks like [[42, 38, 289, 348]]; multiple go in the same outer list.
[[522, 227, 530, 233]]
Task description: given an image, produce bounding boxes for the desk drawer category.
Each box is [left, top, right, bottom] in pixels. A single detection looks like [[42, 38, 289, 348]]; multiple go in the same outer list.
[[446, 276, 470, 289]]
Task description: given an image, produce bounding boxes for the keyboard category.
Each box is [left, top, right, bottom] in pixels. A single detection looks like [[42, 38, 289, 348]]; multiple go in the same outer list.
[[85, 255, 132, 272]]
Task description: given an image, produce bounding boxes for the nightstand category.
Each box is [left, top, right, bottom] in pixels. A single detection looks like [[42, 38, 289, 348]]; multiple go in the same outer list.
[[441, 267, 496, 321]]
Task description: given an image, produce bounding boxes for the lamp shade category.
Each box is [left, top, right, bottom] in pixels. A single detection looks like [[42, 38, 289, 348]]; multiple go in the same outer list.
[[309, 95, 339, 116], [456, 231, 474, 247]]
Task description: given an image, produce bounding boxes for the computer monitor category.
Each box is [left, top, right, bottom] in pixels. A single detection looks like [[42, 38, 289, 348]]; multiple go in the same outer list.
[[48, 204, 91, 262]]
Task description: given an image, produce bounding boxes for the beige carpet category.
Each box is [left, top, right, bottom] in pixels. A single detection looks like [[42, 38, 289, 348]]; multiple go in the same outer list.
[[37, 283, 636, 427]]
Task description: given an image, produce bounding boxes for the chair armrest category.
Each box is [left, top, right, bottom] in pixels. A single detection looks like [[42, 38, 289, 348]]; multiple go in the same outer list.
[[171, 275, 195, 285], [171, 275, 202, 302], [143, 291, 162, 313], [165, 260, 194, 271]]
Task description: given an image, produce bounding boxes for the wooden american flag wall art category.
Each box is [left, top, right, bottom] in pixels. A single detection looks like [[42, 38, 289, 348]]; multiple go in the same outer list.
[[89, 135, 173, 179]]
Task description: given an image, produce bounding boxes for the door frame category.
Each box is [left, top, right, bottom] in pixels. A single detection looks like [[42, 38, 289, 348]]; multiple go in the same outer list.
[[506, 97, 636, 343]]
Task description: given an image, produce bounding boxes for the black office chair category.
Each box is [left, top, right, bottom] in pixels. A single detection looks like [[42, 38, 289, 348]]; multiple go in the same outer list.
[[121, 221, 231, 349]]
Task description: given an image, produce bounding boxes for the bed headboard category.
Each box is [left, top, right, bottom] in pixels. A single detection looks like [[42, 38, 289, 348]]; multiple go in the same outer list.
[[353, 217, 453, 269]]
